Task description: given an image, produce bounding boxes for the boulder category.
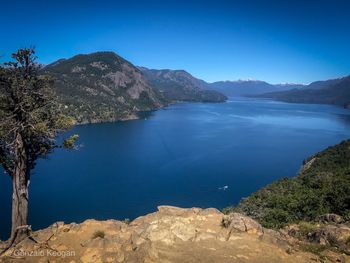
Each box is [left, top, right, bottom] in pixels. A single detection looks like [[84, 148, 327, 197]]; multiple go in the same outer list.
[[317, 214, 344, 224], [222, 213, 264, 235]]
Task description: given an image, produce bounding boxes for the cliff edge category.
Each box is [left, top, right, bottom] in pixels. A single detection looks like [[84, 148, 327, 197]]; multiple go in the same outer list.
[[1, 206, 348, 263]]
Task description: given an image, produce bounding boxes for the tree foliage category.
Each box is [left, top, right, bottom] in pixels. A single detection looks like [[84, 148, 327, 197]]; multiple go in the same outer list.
[[0, 48, 77, 177]]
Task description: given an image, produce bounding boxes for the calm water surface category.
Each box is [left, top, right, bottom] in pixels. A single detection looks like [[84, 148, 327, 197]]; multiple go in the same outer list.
[[1, 98, 350, 239]]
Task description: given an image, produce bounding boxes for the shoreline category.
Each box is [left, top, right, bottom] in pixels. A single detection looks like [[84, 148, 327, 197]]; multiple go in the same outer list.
[[73, 98, 228, 126]]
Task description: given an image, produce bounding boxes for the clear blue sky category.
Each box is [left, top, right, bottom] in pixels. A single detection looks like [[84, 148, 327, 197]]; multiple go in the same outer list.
[[1, 0, 350, 84]]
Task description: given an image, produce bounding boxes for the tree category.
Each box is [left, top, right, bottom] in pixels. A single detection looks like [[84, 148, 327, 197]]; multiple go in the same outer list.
[[0, 48, 78, 245]]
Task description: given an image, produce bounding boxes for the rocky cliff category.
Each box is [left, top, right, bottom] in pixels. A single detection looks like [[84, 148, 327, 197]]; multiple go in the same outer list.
[[1, 206, 348, 262]]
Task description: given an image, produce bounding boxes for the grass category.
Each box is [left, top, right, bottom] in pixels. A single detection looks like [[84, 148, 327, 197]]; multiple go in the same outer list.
[[299, 243, 327, 262], [297, 222, 319, 239], [92, 230, 105, 239]]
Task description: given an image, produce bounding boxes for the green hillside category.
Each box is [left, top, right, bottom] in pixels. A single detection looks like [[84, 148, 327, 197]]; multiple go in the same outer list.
[[258, 76, 350, 108], [224, 140, 350, 228]]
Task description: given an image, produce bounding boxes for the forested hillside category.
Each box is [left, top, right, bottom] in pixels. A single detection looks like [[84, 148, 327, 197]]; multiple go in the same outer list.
[[43, 52, 166, 123], [224, 140, 350, 228]]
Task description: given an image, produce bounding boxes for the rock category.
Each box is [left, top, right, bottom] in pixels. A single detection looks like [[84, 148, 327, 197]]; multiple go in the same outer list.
[[223, 213, 264, 235], [301, 158, 317, 173], [317, 214, 344, 224], [282, 224, 300, 238], [284, 220, 350, 256], [261, 228, 290, 249], [307, 228, 331, 245], [0, 206, 347, 263]]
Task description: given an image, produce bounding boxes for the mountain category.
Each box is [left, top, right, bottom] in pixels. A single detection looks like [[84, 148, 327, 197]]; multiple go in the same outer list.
[[139, 67, 227, 103], [208, 80, 305, 96], [257, 76, 350, 108], [307, 76, 349, 90], [43, 52, 165, 124]]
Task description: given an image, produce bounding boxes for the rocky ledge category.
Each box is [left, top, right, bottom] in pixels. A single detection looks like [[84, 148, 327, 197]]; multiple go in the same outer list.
[[0, 206, 349, 263]]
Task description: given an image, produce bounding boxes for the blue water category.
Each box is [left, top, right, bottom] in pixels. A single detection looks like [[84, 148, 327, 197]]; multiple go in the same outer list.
[[1, 97, 350, 239]]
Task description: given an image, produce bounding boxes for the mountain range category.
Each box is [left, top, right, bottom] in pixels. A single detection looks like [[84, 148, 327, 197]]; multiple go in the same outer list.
[[139, 67, 227, 103], [43, 52, 228, 124], [256, 75, 350, 108], [207, 80, 305, 96], [42, 51, 350, 124]]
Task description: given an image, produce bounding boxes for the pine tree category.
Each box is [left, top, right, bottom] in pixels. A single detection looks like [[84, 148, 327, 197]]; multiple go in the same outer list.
[[0, 48, 78, 245]]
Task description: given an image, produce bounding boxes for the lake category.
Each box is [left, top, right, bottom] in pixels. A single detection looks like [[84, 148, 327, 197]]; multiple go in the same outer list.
[[1, 97, 350, 239]]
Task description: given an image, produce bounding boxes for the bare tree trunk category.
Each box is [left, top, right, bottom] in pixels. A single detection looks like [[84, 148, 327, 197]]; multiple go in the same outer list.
[[10, 133, 30, 244]]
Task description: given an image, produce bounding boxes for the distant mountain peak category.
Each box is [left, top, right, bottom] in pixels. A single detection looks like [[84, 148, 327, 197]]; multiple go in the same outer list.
[[236, 78, 259, 82], [217, 79, 268, 84], [208, 80, 305, 96], [278, 82, 305, 86]]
